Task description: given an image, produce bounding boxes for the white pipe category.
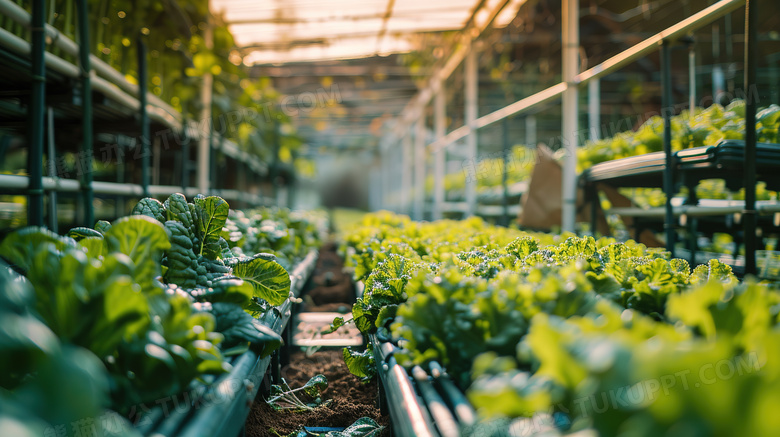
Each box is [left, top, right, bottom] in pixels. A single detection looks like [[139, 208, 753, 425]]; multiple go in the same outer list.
[[401, 135, 412, 215], [588, 79, 600, 141], [0, 174, 268, 204], [433, 89, 446, 219], [198, 15, 214, 194], [464, 48, 478, 217], [689, 47, 697, 114], [561, 0, 579, 233], [525, 115, 536, 147], [413, 117, 426, 220]]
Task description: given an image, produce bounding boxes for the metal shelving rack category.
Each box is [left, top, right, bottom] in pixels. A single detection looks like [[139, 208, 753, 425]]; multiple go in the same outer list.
[[0, 0, 273, 230], [379, 0, 765, 275]]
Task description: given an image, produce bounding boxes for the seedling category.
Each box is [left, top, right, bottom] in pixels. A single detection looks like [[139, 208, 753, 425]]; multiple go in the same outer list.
[[266, 374, 330, 412]]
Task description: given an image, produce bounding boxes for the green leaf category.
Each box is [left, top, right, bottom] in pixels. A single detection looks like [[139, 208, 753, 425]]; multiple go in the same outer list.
[[323, 316, 345, 334], [343, 346, 376, 380], [164, 193, 198, 246], [163, 220, 199, 289], [104, 216, 171, 294], [0, 227, 74, 271], [131, 197, 167, 223], [78, 237, 106, 258], [208, 302, 282, 356], [207, 276, 255, 305], [193, 196, 230, 260], [94, 220, 112, 235], [506, 236, 539, 259], [324, 417, 385, 437], [232, 254, 291, 306], [67, 227, 103, 241], [302, 374, 328, 397]]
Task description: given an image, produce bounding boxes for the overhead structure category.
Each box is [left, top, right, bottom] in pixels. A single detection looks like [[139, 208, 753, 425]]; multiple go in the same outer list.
[[212, 0, 520, 64]]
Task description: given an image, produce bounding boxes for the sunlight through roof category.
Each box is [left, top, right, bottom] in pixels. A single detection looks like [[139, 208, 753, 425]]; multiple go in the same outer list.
[[211, 0, 491, 64]]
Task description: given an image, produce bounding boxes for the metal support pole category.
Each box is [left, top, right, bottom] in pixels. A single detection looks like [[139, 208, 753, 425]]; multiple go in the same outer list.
[[401, 133, 412, 215], [46, 107, 57, 232], [561, 0, 579, 232], [743, 0, 757, 276], [181, 124, 190, 190], [661, 42, 676, 258], [76, 0, 93, 225], [689, 45, 697, 115], [501, 117, 510, 227], [464, 48, 478, 217], [271, 121, 280, 201], [137, 34, 150, 198], [433, 89, 445, 220], [588, 78, 600, 141], [413, 117, 426, 220], [212, 136, 221, 195], [379, 141, 387, 208], [28, 0, 45, 227], [198, 14, 214, 194], [525, 115, 536, 146]]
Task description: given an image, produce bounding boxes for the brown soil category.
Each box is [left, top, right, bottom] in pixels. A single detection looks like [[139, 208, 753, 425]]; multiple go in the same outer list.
[[245, 350, 389, 437], [303, 241, 355, 311], [303, 302, 352, 313]]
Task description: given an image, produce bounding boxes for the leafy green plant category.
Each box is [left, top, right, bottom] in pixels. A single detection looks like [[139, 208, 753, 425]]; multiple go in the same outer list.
[[341, 211, 780, 436]]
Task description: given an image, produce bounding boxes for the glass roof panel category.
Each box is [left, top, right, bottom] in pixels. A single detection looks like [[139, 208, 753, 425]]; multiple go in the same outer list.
[[212, 0, 480, 64]]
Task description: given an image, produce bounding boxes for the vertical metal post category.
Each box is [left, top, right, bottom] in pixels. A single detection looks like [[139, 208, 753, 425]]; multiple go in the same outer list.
[[501, 117, 510, 227], [212, 135, 221, 195], [771, 59, 779, 105], [433, 88, 445, 220], [271, 120, 280, 200], [379, 139, 387, 208], [661, 42, 676, 258], [743, 0, 757, 276], [28, 0, 46, 227], [588, 79, 600, 142], [137, 34, 150, 198], [198, 14, 214, 194], [77, 0, 93, 225], [525, 115, 536, 146], [413, 116, 426, 220], [46, 108, 58, 232], [689, 46, 697, 114], [561, 0, 579, 232], [464, 47, 478, 217], [116, 141, 125, 218], [237, 158, 246, 201], [181, 123, 190, 190], [401, 132, 412, 215]]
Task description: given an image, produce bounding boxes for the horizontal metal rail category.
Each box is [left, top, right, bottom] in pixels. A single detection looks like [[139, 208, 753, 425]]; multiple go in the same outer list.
[[608, 201, 780, 218], [0, 174, 273, 206]]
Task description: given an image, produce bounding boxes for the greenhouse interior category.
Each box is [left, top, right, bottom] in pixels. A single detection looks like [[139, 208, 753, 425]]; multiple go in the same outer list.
[[2, 0, 780, 436]]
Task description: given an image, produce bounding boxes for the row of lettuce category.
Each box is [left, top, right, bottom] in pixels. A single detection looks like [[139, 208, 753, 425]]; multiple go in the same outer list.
[[339, 211, 779, 437], [0, 194, 323, 437]]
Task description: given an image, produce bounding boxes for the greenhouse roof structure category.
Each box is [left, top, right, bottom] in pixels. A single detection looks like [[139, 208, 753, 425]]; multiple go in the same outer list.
[[212, 0, 524, 64]]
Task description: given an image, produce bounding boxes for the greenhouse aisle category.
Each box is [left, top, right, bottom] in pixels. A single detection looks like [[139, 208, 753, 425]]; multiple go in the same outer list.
[[1, 0, 780, 436]]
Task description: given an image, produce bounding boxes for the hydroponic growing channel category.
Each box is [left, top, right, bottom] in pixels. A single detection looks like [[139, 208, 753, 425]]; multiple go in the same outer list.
[[2, 0, 780, 436]]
